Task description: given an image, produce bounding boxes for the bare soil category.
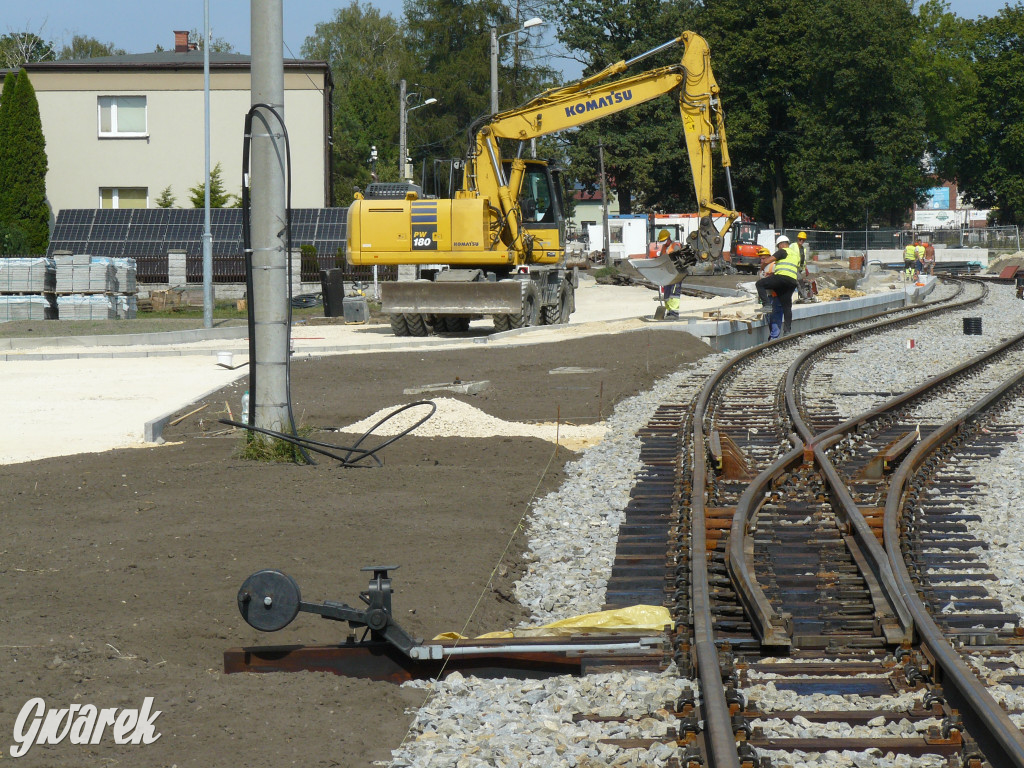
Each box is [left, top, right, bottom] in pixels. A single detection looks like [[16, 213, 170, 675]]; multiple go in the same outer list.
[[1, 328, 711, 767]]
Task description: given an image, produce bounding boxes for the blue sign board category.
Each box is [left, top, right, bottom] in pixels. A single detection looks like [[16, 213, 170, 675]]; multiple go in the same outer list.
[[926, 186, 950, 210]]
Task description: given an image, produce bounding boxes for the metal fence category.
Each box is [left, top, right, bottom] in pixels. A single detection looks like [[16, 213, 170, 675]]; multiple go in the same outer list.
[[777, 226, 1022, 254], [179, 254, 393, 285]]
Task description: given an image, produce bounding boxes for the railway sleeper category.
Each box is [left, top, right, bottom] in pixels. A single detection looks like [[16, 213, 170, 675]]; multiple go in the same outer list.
[[742, 734, 963, 757]]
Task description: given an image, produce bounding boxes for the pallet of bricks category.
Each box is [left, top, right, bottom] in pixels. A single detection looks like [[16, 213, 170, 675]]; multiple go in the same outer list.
[[54, 254, 138, 320], [0, 257, 57, 322]]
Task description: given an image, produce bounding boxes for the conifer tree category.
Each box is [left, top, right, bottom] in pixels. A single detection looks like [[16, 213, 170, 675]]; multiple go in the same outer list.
[[0, 69, 49, 253]]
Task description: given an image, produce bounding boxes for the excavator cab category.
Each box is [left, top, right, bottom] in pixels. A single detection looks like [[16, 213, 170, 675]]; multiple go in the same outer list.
[[503, 159, 566, 261]]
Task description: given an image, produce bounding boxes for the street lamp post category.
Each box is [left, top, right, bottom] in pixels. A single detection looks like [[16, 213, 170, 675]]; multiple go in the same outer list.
[[490, 17, 544, 115], [398, 79, 437, 182]]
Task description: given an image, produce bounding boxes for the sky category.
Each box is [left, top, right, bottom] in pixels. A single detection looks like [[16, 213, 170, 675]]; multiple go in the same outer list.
[[5, 0, 1011, 67]]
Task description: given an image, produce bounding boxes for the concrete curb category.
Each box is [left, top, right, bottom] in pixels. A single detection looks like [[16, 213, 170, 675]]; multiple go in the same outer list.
[[0, 324, 249, 351], [144, 373, 247, 444]]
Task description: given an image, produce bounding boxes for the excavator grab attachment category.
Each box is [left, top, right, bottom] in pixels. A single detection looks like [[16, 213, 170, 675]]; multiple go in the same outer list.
[[626, 214, 732, 286]]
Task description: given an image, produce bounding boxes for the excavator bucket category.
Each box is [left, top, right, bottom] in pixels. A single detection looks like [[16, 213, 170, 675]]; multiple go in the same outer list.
[[625, 253, 690, 286], [381, 280, 524, 315]]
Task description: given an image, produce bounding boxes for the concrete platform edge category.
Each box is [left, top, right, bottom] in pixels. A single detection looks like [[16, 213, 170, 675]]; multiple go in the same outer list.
[[144, 374, 246, 444]]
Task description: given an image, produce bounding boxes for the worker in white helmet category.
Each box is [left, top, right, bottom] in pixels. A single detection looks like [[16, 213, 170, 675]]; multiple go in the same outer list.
[[755, 234, 802, 336], [757, 247, 784, 340]]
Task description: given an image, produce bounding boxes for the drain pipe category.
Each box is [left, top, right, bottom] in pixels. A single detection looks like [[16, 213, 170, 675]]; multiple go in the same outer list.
[[249, 0, 289, 434]]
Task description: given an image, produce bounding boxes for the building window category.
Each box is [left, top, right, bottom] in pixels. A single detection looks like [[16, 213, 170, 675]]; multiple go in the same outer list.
[[98, 96, 147, 137], [100, 188, 148, 209]]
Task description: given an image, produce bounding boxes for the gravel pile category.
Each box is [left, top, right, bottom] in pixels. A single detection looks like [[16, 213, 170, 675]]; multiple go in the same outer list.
[[340, 397, 607, 450]]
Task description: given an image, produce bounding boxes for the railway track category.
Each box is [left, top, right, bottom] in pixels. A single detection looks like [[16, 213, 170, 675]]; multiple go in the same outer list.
[[597, 277, 1024, 767]]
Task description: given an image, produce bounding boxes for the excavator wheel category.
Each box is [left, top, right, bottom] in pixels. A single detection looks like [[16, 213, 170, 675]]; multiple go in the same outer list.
[[443, 316, 471, 332], [389, 314, 410, 336], [509, 282, 541, 328], [540, 304, 559, 325], [405, 313, 430, 337], [558, 282, 574, 323], [493, 314, 512, 332]]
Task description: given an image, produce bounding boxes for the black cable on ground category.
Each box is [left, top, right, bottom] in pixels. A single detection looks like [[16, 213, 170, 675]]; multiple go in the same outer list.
[[219, 400, 437, 469], [291, 293, 321, 309]]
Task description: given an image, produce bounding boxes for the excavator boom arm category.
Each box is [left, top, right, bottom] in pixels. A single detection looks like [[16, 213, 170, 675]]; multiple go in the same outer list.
[[469, 31, 738, 270]]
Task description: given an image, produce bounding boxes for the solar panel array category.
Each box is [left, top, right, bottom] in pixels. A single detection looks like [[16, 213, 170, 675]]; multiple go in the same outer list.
[[47, 208, 348, 261]]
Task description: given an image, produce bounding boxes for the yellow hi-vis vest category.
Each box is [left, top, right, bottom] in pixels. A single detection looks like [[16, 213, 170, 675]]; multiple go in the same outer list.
[[904, 244, 917, 261], [915, 245, 926, 259], [774, 248, 801, 280], [786, 243, 803, 266]]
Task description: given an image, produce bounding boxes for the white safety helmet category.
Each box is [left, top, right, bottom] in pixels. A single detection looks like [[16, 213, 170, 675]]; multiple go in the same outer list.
[[776, 235, 790, 246]]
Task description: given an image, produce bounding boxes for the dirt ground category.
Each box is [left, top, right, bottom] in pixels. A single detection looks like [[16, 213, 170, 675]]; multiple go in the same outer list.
[[1, 328, 711, 767]]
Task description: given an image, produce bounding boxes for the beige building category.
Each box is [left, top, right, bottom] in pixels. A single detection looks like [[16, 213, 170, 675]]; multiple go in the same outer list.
[[22, 32, 332, 218]]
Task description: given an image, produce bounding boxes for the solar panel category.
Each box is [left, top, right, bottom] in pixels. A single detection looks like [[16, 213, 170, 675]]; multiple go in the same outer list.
[[94, 209, 130, 225], [48, 208, 349, 263]]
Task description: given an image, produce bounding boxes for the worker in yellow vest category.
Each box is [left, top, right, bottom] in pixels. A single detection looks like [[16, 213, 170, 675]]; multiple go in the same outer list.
[[756, 235, 802, 336], [914, 242, 926, 279], [787, 231, 808, 270], [904, 242, 918, 279], [655, 229, 684, 319], [758, 247, 783, 340]]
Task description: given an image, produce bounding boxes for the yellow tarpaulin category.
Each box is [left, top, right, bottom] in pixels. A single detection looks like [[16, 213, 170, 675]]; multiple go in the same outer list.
[[433, 605, 673, 641]]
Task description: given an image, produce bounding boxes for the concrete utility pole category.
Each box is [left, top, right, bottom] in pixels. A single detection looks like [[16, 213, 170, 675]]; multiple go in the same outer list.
[[249, 0, 289, 435], [599, 141, 610, 263], [202, 0, 213, 329], [399, 78, 408, 180], [490, 28, 499, 114]]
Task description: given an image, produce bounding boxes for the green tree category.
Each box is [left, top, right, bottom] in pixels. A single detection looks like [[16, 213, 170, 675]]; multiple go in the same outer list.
[[0, 32, 55, 68], [189, 162, 237, 208], [401, 0, 562, 194], [936, 5, 1024, 224], [0, 223, 29, 255], [302, 1, 408, 203], [0, 69, 49, 253], [702, 0, 928, 228], [913, 0, 976, 158], [188, 29, 235, 53], [0, 71, 18, 171], [534, 0, 696, 213], [402, 0, 513, 162], [57, 35, 126, 60], [156, 186, 177, 208]]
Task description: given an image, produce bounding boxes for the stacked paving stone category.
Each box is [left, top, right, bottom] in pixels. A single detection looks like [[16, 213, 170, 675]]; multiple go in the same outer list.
[[52, 255, 138, 320], [0, 256, 55, 292], [55, 294, 118, 320], [0, 257, 56, 322], [55, 255, 116, 293]]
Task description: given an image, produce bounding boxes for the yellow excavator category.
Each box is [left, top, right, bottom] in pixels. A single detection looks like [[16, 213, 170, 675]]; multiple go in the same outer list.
[[346, 31, 739, 335]]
